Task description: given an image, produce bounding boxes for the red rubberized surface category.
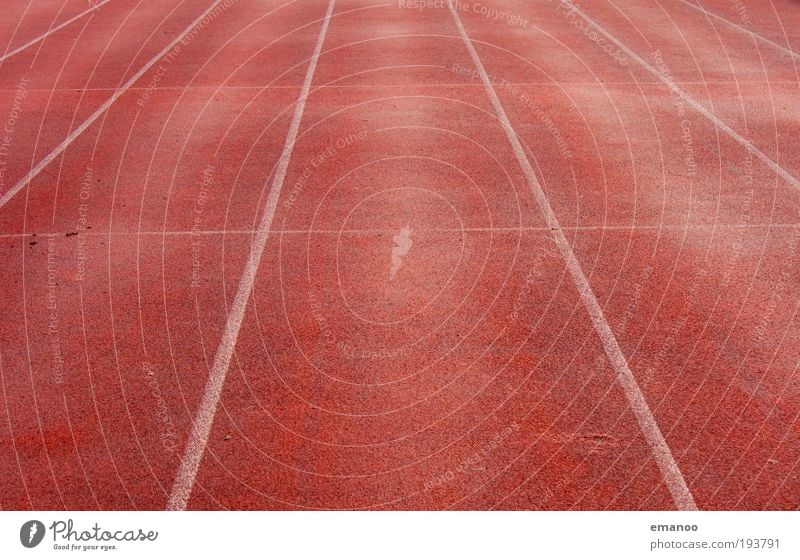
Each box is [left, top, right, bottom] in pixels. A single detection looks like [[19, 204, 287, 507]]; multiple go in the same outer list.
[[0, 0, 799, 510]]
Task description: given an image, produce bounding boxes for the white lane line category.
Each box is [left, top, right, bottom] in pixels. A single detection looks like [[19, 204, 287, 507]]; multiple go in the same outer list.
[[0, 0, 111, 64], [166, 0, 337, 511], [2, 222, 797, 239], [0, 0, 227, 212], [446, 0, 698, 511], [561, 1, 800, 193], [2, 78, 798, 92], [677, 0, 800, 60]]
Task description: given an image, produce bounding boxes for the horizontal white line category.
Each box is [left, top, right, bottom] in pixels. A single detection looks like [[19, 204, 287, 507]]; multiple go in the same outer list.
[[0, 79, 797, 93], [165, 0, 337, 512], [0, 0, 110, 64], [2, 222, 798, 239]]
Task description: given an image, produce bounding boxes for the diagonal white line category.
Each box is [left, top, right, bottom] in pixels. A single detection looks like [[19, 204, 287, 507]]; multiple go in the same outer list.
[[446, 0, 698, 510], [559, 1, 800, 194], [677, 0, 800, 60], [166, 0, 337, 511], [0, 0, 111, 64], [0, 0, 228, 212]]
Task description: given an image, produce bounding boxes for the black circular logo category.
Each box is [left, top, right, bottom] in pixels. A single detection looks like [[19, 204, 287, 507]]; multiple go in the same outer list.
[[20, 520, 45, 548]]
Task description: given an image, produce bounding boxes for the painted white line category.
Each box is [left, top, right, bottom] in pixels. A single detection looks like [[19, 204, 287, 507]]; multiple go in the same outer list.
[[561, 1, 800, 194], [446, 0, 697, 510], [677, 0, 800, 60], [0, 0, 111, 64], [166, 0, 337, 511], [0, 0, 228, 212], [2, 222, 797, 240]]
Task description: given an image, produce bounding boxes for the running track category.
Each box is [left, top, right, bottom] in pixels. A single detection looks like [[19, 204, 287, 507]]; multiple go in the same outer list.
[[0, 0, 799, 510]]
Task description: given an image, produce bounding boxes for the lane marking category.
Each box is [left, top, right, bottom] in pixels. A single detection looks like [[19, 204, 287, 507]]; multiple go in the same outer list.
[[559, 1, 800, 193], [0, 353, 34, 507], [0, 78, 797, 92], [1, 222, 798, 239], [0, 0, 228, 211], [677, 0, 800, 60], [446, 0, 698, 510], [0, 0, 111, 64], [389, 224, 413, 280], [166, 0, 337, 511]]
